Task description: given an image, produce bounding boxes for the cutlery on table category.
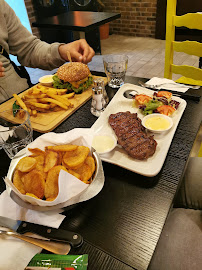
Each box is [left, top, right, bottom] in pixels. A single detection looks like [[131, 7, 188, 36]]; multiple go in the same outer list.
[[138, 81, 201, 101], [0, 228, 71, 255], [138, 80, 200, 90], [0, 216, 83, 248]]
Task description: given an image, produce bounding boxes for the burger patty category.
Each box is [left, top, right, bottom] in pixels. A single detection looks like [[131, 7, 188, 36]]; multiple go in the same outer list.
[[108, 111, 157, 160]]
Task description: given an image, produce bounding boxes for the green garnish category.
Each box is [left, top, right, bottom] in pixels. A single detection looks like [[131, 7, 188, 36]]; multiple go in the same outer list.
[[12, 101, 20, 117], [143, 100, 163, 115]]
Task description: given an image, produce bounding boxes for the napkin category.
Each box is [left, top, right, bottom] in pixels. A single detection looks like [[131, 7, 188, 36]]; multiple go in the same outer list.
[[0, 191, 65, 270], [0, 233, 42, 270], [0, 125, 14, 144], [0, 191, 65, 228], [145, 77, 192, 93]]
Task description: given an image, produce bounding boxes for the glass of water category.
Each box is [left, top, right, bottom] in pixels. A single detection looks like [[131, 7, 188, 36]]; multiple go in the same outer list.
[[103, 54, 128, 88], [0, 109, 33, 159]]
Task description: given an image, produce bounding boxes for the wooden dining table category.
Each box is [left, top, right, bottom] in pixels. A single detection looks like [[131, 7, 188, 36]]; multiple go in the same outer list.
[[32, 11, 121, 54], [0, 71, 202, 270]]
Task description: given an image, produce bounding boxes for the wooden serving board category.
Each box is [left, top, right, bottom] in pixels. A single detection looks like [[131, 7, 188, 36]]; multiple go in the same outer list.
[[0, 76, 108, 133]]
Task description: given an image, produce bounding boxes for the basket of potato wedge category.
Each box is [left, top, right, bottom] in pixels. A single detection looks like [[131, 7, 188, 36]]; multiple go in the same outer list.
[[5, 129, 104, 209]]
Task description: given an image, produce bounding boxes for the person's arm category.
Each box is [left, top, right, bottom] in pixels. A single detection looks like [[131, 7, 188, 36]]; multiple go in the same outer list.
[[3, 1, 94, 70]]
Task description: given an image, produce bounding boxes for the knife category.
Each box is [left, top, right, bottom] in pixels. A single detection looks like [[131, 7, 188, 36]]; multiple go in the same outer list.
[[0, 228, 71, 255], [0, 216, 83, 248]]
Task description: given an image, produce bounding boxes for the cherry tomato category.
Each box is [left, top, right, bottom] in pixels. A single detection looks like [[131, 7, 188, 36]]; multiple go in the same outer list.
[[156, 105, 176, 116], [157, 91, 172, 99], [135, 94, 152, 105]]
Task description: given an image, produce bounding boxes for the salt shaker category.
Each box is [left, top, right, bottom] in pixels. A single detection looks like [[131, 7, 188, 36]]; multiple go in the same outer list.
[[91, 78, 109, 117]]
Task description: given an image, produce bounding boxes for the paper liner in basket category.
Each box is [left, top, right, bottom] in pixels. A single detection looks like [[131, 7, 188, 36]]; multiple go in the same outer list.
[[5, 128, 104, 207]]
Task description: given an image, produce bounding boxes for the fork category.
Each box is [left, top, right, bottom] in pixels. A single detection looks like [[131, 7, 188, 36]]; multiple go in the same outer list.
[[138, 80, 199, 90]]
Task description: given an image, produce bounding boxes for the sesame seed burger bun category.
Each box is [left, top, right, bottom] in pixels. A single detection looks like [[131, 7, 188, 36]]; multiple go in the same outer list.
[[57, 62, 90, 82]]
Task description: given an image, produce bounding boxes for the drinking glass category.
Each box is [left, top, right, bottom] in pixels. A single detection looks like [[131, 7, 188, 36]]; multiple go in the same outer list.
[[103, 54, 128, 88], [0, 109, 33, 159]]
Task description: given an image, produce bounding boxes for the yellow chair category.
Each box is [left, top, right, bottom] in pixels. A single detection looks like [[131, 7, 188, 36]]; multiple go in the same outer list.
[[164, 0, 202, 86]]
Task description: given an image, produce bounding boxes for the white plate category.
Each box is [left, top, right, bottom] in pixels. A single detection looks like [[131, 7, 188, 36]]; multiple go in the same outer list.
[[91, 83, 187, 177]]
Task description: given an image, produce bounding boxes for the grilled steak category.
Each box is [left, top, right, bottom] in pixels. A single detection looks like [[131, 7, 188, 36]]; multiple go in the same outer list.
[[108, 111, 157, 160]]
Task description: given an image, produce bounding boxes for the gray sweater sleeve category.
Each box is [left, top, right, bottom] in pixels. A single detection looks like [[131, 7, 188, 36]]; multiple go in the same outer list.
[[4, 1, 66, 70]]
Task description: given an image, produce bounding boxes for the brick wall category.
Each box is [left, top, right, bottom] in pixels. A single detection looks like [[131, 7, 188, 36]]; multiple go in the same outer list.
[[101, 0, 157, 37], [24, 0, 39, 37], [24, 0, 157, 38]]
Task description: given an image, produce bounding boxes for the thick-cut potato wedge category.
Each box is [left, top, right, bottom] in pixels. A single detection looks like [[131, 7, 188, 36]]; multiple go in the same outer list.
[[26, 193, 40, 199], [38, 98, 67, 110], [34, 155, 47, 180], [22, 170, 45, 199], [45, 165, 68, 200], [70, 156, 95, 183], [85, 156, 96, 174], [72, 163, 92, 183], [45, 145, 78, 152], [63, 146, 90, 169], [13, 169, 26, 194], [16, 157, 36, 173], [44, 151, 58, 173], [28, 148, 45, 156], [13, 94, 28, 111], [46, 197, 57, 201], [57, 152, 63, 165], [68, 169, 81, 180]]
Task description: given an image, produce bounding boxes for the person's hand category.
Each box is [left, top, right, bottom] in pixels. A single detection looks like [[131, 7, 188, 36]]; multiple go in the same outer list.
[[0, 62, 5, 77], [58, 39, 95, 64]]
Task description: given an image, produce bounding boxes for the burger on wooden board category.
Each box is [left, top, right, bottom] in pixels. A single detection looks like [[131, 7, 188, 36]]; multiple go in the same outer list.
[[53, 62, 93, 94]]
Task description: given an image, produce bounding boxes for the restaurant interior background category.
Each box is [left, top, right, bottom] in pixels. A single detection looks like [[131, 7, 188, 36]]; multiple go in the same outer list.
[[10, 0, 198, 84], [1, 1, 202, 269]]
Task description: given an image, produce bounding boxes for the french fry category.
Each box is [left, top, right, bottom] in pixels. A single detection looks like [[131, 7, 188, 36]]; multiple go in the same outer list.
[[38, 98, 68, 110], [24, 99, 38, 104], [24, 94, 47, 99], [12, 78, 77, 117], [28, 101, 51, 109], [54, 89, 67, 95], [46, 92, 71, 107], [63, 92, 75, 99], [18, 109, 26, 118], [32, 109, 37, 117], [13, 94, 28, 111]]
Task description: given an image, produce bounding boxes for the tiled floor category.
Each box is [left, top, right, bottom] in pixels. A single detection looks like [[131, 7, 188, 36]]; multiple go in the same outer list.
[[27, 35, 200, 84]]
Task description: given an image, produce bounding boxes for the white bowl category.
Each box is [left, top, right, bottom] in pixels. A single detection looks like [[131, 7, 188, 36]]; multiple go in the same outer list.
[[39, 75, 54, 86], [142, 113, 173, 133], [92, 133, 117, 155]]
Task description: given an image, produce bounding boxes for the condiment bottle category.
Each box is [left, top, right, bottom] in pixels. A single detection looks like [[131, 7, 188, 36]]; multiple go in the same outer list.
[[91, 78, 109, 117]]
